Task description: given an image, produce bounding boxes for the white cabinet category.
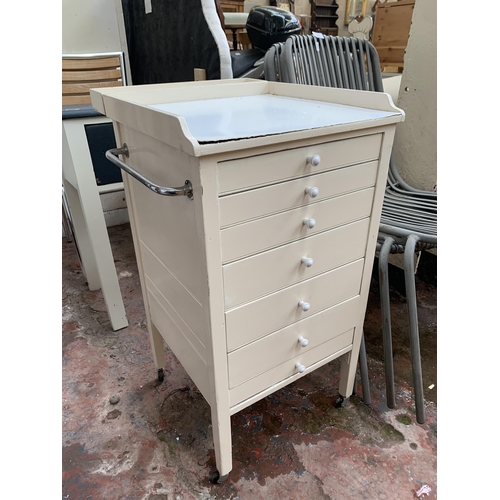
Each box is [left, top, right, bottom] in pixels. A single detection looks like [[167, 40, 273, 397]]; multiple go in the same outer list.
[[91, 79, 404, 482]]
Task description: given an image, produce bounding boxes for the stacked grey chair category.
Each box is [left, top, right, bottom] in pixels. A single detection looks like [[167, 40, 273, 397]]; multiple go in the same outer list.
[[264, 35, 437, 424]]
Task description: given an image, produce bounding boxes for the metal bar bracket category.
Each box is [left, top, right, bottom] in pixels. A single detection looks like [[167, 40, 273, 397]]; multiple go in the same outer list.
[[105, 143, 194, 200]]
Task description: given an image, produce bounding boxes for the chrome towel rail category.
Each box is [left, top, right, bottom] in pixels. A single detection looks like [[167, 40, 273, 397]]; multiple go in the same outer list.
[[106, 144, 194, 199]]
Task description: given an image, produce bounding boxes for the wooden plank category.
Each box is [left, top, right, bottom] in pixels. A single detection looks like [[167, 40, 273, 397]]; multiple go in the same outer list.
[[220, 0, 244, 12], [62, 56, 121, 71], [62, 69, 123, 82], [62, 95, 92, 105], [63, 81, 122, 95], [375, 47, 407, 65], [372, 0, 414, 68]]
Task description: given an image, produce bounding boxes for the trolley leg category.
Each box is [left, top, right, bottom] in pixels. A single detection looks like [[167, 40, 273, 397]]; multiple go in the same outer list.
[[337, 349, 357, 406], [210, 406, 232, 483], [150, 323, 166, 381]]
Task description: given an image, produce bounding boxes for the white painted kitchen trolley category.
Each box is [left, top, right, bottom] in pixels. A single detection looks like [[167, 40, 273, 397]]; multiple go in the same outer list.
[[90, 79, 404, 482]]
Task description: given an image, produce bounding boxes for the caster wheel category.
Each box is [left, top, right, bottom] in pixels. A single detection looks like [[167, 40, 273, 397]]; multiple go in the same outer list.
[[157, 368, 165, 383], [334, 395, 347, 408], [210, 471, 229, 484]]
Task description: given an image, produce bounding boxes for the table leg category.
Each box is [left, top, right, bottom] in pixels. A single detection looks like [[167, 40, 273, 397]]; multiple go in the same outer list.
[[62, 119, 128, 331]]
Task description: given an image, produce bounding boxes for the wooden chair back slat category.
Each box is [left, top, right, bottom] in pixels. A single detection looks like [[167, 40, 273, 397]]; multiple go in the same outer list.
[[63, 95, 93, 105], [62, 54, 125, 106], [62, 68, 123, 83], [62, 56, 121, 71]]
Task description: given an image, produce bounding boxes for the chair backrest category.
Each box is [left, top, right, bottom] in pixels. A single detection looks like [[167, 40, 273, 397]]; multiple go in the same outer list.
[[264, 43, 286, 83], [62, 53, 126, 106], [116, 0, 232, 85], [265, 35, 384, 93], [265, 35, 432, 195]]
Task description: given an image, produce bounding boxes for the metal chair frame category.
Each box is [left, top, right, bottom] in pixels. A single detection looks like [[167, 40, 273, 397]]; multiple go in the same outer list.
[[264, 35, 437, 423]]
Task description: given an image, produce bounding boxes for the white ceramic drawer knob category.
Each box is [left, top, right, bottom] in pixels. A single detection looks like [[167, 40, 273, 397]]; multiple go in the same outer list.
[[305, 186, 319, 198], [303, 218, 316, 229], [298, 300, 310, 311], [301, 256, 314, 267], [296, 362, 306, 373], [298, 336, 309, 347], [306, 155, 321, 167]]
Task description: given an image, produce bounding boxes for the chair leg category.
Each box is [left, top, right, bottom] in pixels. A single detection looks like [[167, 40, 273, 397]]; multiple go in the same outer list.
[[379, 236, 396, 409], [62, 204, 73, 243], [357, 332, 371, 405], [404, 234, 426, 424], [62, 187, 73, 243]]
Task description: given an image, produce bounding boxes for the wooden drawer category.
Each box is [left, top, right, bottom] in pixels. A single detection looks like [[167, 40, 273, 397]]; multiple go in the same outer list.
[[226, 259, 364, 352], [217, 133, 382, 194], [229, 328, 355, 405], [223, 217, 370, 309], [228, 295, 359, 388], [221, 187, 374, 263], [219, 161, 378, 228]]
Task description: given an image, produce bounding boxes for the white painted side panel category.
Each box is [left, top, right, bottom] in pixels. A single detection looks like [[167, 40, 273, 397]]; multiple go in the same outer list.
[[118, 126, 207, 304], [147, 280, 209, 400], [141, 243, 208, 348]]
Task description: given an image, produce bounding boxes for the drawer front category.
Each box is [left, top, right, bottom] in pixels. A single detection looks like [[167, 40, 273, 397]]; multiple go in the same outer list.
[[217, 133, 382, 194], [223, 217, 370, 309], [228, 295, 359, 388], [226, 259, 364, 352], [221, 187, 374, 263], [229, 329, 354, 407], [219, 161, 378, 228]]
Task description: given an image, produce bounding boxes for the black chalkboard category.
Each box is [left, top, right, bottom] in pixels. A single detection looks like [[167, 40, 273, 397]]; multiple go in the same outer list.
[[84, 123, 122, 186]]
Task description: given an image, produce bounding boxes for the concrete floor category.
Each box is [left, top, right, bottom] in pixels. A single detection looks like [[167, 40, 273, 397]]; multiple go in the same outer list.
[[62, 223, 437, 500]]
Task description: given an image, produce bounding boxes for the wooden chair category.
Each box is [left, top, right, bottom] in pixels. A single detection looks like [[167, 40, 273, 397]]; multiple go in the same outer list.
[[62, 52, 129, 331]]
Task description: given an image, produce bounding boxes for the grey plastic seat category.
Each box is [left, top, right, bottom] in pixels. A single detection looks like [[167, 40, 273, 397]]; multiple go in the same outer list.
[[264, 35, 437, 424]]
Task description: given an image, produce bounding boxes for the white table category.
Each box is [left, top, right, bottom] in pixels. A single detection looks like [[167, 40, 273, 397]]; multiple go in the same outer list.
[[62, 105, 128, 331]]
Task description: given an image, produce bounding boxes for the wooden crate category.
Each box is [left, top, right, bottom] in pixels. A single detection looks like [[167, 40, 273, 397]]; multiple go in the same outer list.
[[371, 0, 415, 71]]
